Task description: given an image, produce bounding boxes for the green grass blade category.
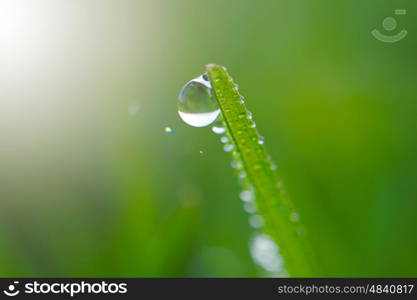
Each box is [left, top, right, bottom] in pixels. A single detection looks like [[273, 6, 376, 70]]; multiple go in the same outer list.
[[206, 64, 319, 276]]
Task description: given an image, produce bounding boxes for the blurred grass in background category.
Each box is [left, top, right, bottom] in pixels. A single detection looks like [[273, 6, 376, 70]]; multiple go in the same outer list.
[[0, 0, 416, 277]]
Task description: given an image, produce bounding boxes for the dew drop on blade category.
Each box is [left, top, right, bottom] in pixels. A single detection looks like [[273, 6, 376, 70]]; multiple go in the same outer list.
[[220, 136, 229, 144], [244, 202, 257, 213], [250, 233, 283, 274], [249, 214, 264, 229], [224, 143, 234, 152], [178, 74, 220, 127], [240, 188, 254, 202], [231, 160, 243, 169], [212, 125, 226, 135]]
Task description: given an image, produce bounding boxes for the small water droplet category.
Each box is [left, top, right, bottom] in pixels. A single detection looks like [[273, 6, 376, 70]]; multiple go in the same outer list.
[[240, 187, 254, 202], [212, 125, 226, 135], [164, 127, 174, 134], [223, 143, 234, 152], [220, 136, 229, 144], [231, 160, 243, 169], [244, 202, 257, 213], [258, 136, 265, 145], [239, 96, 245, 104], [238, 172, 249, 188], [199, 150, 205, 155], [249, 120, 257, 128], [178, 74, 220, 127], [247, 111, 253, 120], [249, 214, 264, 229]]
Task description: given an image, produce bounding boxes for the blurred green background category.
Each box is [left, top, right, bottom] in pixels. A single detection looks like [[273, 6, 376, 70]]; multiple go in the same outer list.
[[0, 0, 416, 277]]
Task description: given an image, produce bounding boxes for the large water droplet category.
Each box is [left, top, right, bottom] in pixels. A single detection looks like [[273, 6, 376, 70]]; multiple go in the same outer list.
[[250, 233, 283, 274], [178, 74, 220, 127]]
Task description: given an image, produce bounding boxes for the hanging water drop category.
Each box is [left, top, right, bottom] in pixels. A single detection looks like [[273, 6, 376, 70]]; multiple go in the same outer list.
[[240, 187, 254, 202], [231, 159, 243, 170], [249, 214, 264, 229], [250, 233, 283, 274], [220, 136, 229, 144], [178, 74, 220, 127], [212, 125, 226, 135], [258, 136, 265, 145], [244, 202, 257, 213], [223, 143, 234, 152]]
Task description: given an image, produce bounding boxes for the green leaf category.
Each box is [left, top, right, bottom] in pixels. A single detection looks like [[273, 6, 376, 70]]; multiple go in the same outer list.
[[206, 64, 319, 276]]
